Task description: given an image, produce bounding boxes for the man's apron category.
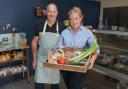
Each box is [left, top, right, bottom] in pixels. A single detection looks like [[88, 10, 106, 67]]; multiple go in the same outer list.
[[35, 20, 60, 84]]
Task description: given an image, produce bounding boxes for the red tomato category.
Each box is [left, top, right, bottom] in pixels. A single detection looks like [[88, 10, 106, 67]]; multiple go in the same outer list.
[[57, 59, 65, 64], [57, 57, 65, 64]]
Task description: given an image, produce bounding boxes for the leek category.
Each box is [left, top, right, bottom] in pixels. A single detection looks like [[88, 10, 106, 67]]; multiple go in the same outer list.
[[70, 39, 99, 62]]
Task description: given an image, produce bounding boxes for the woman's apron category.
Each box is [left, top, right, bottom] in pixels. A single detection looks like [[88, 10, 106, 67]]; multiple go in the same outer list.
[[35, 20, 60, 84]]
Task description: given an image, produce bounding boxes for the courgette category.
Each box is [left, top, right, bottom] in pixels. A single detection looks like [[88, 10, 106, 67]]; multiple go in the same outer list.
[[65, 62, 86, 66]]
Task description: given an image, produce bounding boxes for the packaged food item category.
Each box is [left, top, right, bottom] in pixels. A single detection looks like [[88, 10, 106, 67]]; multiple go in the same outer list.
[[21, 65, 27, 71], [0, 33, 13, 50], [13, 33, 27, 48], [16, 66, 22, 73], [1, 54, 7, 62], [16, 52, 24, 59]]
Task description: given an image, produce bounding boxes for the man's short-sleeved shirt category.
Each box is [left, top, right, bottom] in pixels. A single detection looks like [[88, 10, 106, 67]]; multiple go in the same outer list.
[[35, 18, 65, 36]]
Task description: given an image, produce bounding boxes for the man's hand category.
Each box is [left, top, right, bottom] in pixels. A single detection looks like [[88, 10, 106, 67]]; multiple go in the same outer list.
[[32, 59, 36, 69]]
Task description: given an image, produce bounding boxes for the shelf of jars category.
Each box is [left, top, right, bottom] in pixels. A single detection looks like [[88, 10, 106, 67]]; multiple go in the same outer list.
[[0, 32, 29, 82]]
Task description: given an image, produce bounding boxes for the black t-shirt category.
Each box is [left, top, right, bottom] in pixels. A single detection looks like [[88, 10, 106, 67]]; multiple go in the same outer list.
[[35, 18, 65, 36]]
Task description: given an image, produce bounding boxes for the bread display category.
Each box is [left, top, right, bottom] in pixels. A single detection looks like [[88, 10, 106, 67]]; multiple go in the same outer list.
[[0, 65, 27, 77]]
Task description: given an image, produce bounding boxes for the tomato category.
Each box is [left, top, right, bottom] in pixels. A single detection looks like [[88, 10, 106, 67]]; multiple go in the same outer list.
[[57, 59, 65, 64], [57, 56, 65, 64]]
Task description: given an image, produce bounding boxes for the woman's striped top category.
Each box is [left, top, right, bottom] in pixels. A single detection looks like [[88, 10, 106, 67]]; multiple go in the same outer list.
[[56, 25, 97, 50]]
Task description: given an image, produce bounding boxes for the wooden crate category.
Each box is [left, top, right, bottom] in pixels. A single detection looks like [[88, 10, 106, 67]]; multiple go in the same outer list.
[[43, 50, 91, 73], [43, 61, 90, 73]]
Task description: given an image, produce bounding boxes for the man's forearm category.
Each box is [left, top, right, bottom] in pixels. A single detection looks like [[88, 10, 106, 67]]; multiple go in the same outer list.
[[31, 38, 38, 61], [32, 44, 37, 61]]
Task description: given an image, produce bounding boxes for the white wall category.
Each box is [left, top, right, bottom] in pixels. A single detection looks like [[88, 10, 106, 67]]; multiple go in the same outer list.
[[102, 0, 128, 8], [99, 0, 128, 27]]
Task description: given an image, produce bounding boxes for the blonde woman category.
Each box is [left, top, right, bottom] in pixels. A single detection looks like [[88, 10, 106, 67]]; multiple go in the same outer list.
[[56, 7, 99, 89]]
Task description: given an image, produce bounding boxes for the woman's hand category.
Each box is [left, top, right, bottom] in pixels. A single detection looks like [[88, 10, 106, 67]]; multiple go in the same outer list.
[[88, 59, 95, 69], [88, 52, 99, 69]]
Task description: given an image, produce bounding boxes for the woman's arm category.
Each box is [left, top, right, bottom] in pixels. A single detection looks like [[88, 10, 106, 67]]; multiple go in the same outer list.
[[88, 51, 99, 69], [86, 31, 100, 69]]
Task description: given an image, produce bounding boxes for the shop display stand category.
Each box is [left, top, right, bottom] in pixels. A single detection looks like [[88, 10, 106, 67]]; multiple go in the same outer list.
[[92, 29, 128, 89]]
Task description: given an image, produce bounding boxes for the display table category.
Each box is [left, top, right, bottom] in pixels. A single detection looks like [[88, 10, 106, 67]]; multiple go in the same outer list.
[[93, 64, 128, 89]]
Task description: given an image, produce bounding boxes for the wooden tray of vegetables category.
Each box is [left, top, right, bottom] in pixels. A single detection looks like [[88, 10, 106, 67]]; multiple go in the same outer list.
[[44, 39, 99, 73]]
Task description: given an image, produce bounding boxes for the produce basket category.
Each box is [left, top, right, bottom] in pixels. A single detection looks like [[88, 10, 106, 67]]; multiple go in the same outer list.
[[43, 48, 92, 73], [43, 39, 99, 73]]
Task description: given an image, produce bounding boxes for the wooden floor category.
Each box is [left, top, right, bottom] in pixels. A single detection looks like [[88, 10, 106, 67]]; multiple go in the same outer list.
[[0, 71, 116, 89]]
